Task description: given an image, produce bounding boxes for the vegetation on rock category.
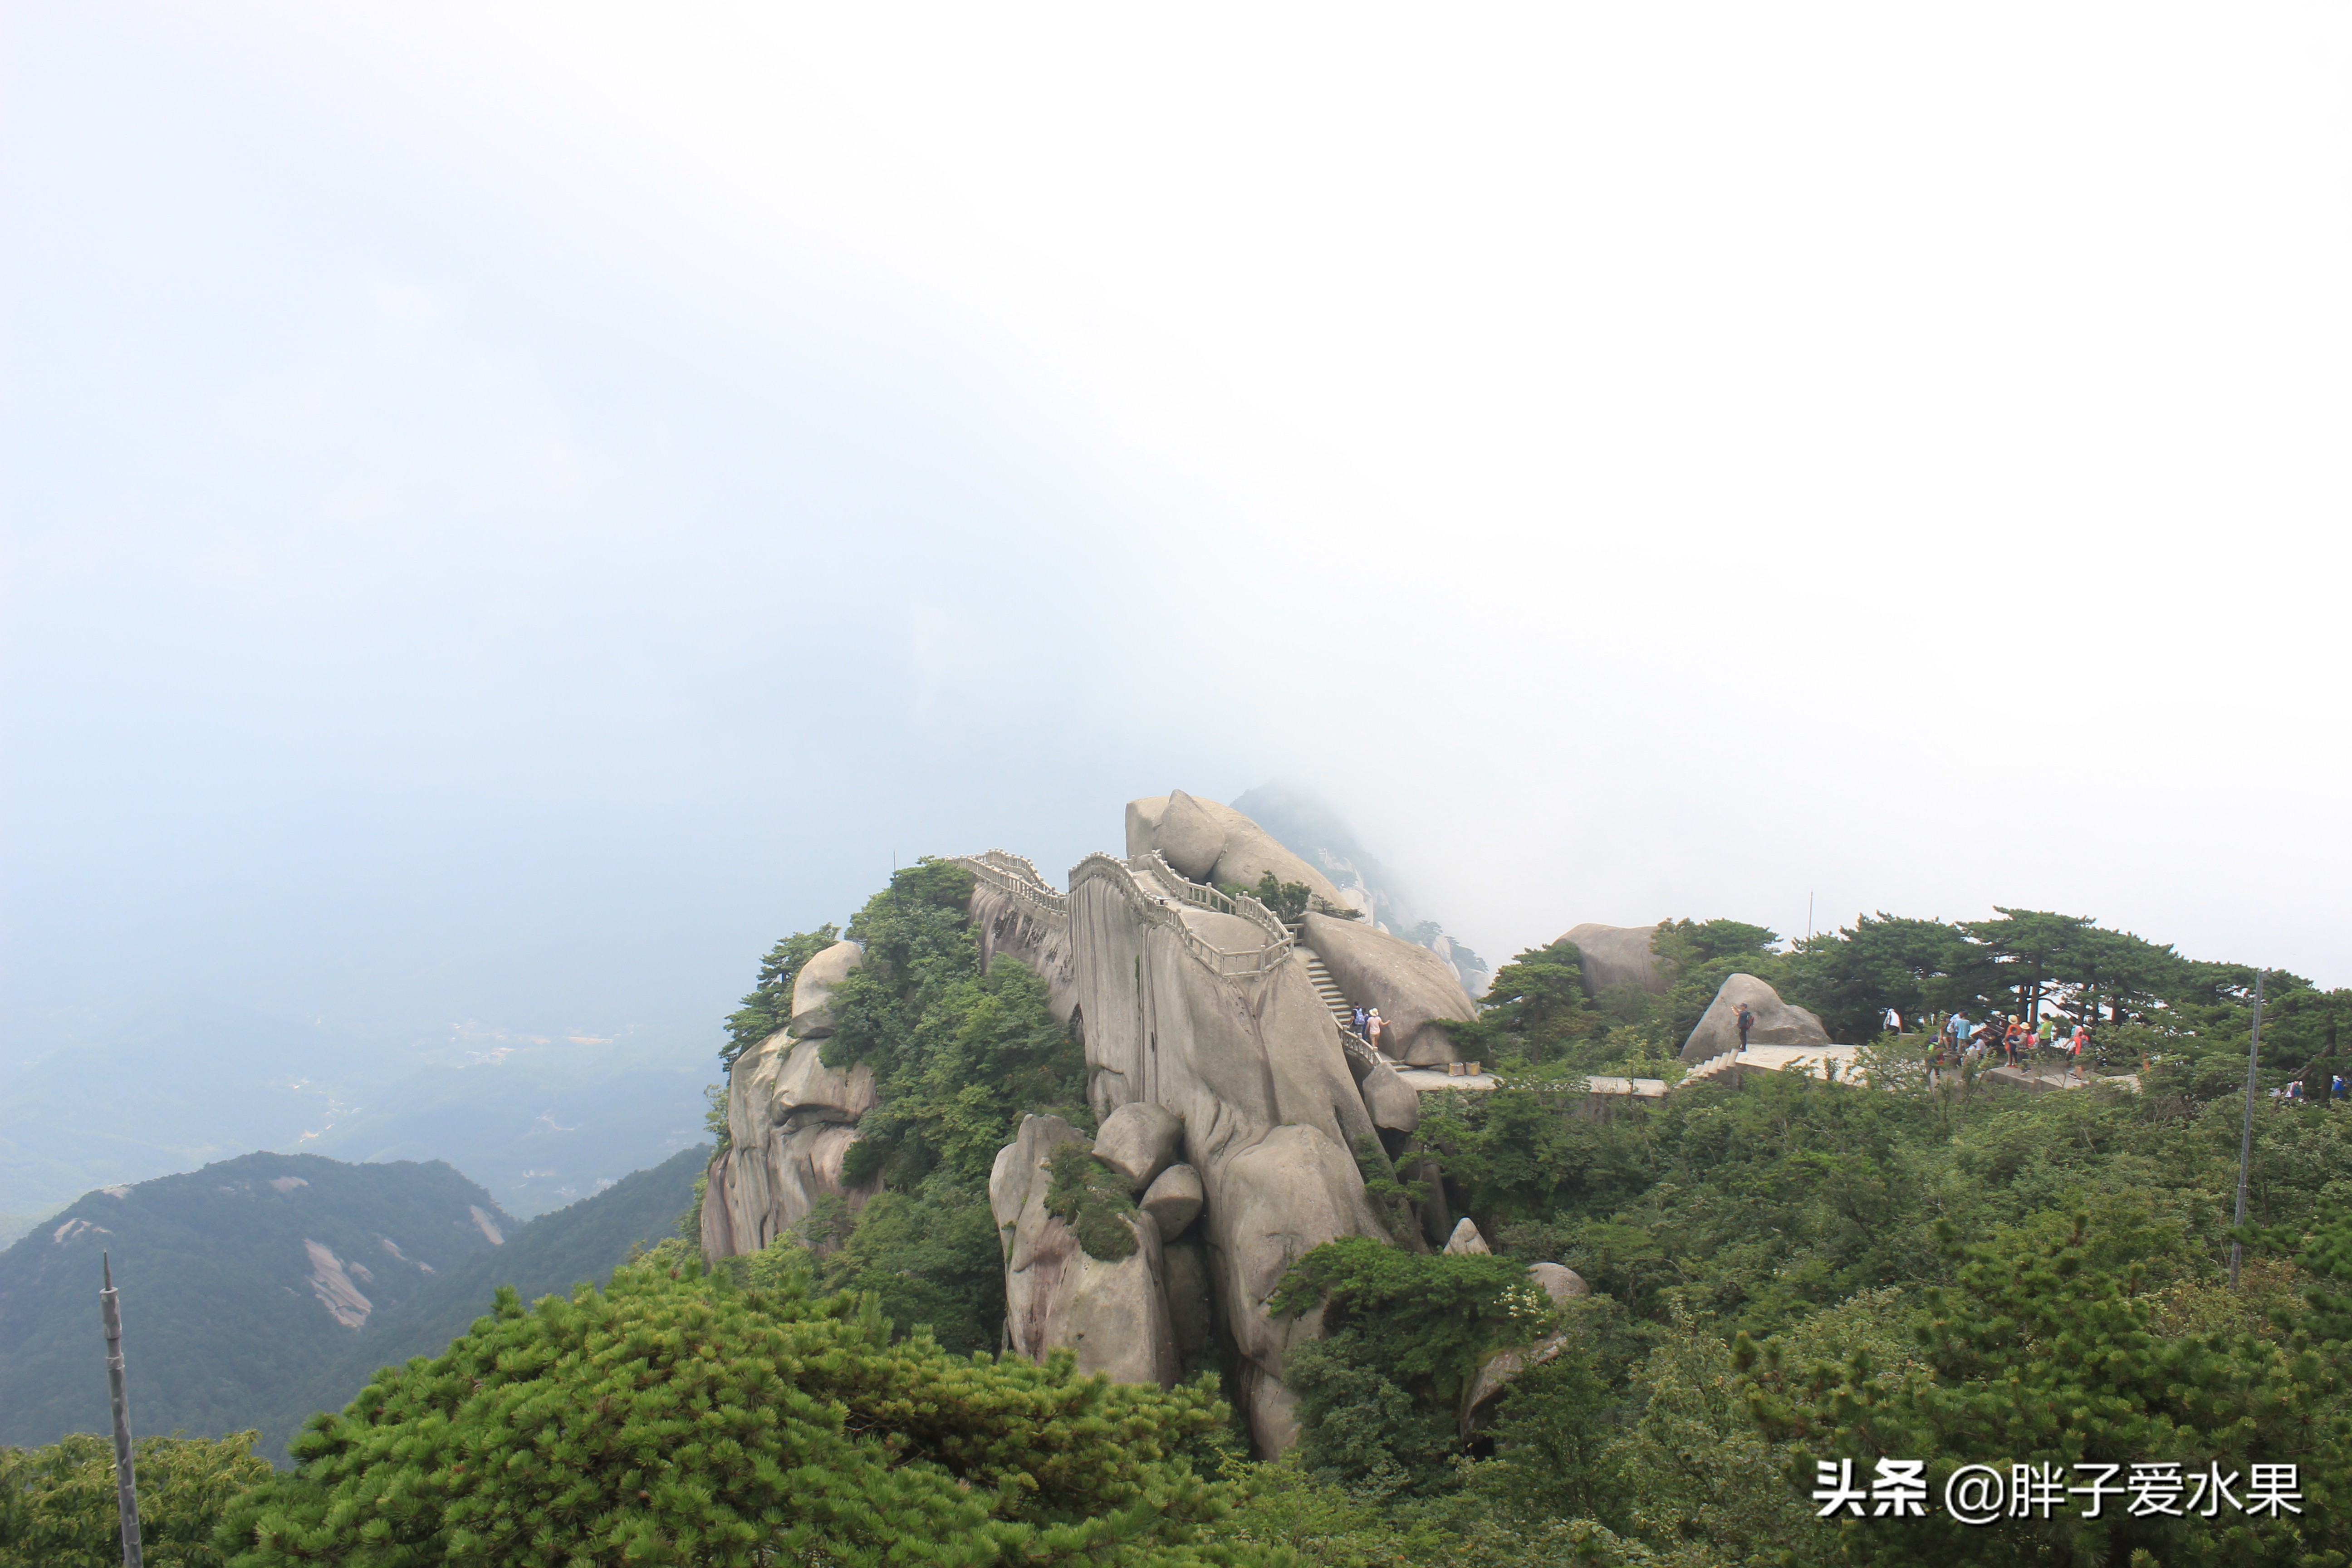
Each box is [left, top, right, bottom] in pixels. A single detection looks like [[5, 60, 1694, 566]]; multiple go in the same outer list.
[[1045, 1142, 1141, 1262]]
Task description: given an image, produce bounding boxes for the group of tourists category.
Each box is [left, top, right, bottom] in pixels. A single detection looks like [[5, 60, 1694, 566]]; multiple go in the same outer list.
[[1349, 1004, 1388, 1054], [1924, 1009, 2097, 1086]]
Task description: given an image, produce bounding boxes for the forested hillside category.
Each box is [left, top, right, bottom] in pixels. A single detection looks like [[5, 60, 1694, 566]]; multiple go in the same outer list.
[[0, 1153, 512, 1452], [0, 1146, 704, 1463]]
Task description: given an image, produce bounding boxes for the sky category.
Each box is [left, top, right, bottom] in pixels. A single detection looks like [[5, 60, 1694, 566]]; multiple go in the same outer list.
[[4, 2, 2348, 1068]]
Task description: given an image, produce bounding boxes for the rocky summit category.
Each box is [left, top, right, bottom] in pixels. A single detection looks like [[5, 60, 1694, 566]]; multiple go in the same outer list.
[[700, 792, 1588, 1453]]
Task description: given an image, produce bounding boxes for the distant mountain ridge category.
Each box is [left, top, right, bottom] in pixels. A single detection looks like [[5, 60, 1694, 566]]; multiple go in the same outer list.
[[0, 998, 709, 1241], [0, 1145, 706, 1461]]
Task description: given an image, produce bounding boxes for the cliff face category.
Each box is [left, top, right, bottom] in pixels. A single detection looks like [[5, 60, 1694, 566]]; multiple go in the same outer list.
[[705, 798, 1485, 1455], [700, 940, 879, 1258]]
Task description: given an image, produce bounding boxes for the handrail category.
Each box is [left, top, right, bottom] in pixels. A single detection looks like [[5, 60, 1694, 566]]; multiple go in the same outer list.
[[1069, 853, 1295, 980], [1130, 851, 1297, 951], [955, 851, 1067, 926]]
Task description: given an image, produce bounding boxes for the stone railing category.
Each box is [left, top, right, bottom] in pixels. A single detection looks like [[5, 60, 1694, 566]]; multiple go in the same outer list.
[[955, 851, 1068, 926], [1335, 1026, 1383, 1071], [1070, 853, 1294, 980], [1130, 851, 1296, 951]]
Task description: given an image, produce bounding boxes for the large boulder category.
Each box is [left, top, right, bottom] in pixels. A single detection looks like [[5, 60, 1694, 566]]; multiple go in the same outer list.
[[1555, 922, 1665, 996], [1301, 911, 1476, 1066], [788, 941, 865, 1038], [1357, 1058, 1420, 1133], [989, 1114, 1178, 1388], [1155, 790, 1230, 881], [1094, 1101, 1184, 1191], [1680, 973, 1832, 1063], [1527, 1261, 1590, 1305], [1131, 792, 1348, 909], [1459, 1262, 1589, 1438], [763, 1036, 876, 1125], [1125, 796, 1170, 861], [1443, 1217, 1490, 1255], [1192, 799, 1346, 910], [1139, 1162, 1204, 1240]]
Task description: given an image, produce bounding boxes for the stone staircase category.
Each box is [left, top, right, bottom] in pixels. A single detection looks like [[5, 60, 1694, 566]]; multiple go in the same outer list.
[[1300, 945, 1390, 1067], [1676, 1050, 1742, 1090]]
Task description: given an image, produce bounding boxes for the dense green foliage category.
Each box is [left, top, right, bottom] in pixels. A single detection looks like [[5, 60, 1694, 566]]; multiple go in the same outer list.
[[217, 1258, 1267, 1567], [699, 859, 1091, 1359], [1743, 1210, 2352, 1566], [0, 1431, 271, 1568], [825, 861, 1091, 1190], [1269, 1239, 1553, 1497], [1046, 1142, 1141, 1261]]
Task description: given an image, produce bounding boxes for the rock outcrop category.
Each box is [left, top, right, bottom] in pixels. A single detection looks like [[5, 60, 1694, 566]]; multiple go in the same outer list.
[[988, 1113, 1180, 1389], [1555, 922, 1666, 996], [1680, 973, 1832, 1063], [1302, 911, 1475, 1066], [974, 817, 1401, 1454], [1443, 1217, 1491, 1256], [701, 941, 882, 1258], [1127, 791, 1348, 911], [1459, 1261, 1591, 1437], [716, 794, 1465, 1459]]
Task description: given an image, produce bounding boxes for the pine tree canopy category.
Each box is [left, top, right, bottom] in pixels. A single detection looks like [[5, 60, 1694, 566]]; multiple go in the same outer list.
[[215, 1258, 1277, 1567]]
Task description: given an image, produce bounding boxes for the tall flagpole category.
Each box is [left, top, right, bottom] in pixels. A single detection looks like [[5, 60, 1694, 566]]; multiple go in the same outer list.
[[2230, 970, 2264, 1289], [101, 1253, 143, 1568]]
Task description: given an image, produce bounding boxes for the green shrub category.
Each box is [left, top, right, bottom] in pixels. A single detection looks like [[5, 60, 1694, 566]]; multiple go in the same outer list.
[[1046, 1143, 1140, 1261], [217, 1259, 1270, 1566], [0, 1431, 270, 1568]]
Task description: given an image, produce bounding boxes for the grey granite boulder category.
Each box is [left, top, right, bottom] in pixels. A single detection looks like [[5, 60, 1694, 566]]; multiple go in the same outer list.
[[1125, 796, 1170, 860], [1155, 790, 1229, 881], [1443, 1217, 1490, 1255], [1555, 923, 1664, 996], [1680, 973, 1831, 1063], [1094, 1101, 1184, 1191], [1302, 911, 1476, 1066], [989, 1113, 1178, 1388], [1357, 1058, 1420, 1133], [1139, 1161, 1204, 1240], [1527, 1261, 1590, 1305], [788, 940, 864, 1038]]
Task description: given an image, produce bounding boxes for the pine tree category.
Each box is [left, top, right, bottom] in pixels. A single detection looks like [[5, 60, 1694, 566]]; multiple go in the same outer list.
[[217, 1259, 1280, 1566]]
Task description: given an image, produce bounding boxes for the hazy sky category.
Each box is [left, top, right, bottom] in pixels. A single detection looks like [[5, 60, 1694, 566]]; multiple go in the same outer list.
[[5, 3, 2347, 1062]]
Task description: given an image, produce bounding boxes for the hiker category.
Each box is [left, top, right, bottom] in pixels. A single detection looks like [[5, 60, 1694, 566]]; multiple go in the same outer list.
[[1950, 1011, 1972, 1053], [1350, 1004, 1368, 1037], [2036, 1016, 2056, 1053], [1884, 1006, 1904, 1035], [2004, 1019, 2024, 1068], [1734, 1001, 1756, 1051], [2070, 1030, 2089, 1081], [1365, 1009, 1386, 1053]]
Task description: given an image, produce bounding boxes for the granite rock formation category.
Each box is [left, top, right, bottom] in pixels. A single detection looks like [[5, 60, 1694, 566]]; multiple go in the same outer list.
[[700, 940, 882, 1258], [710, 794, 1500, 1456], [1554, 921, 1666, 996], [1680, 972, 1833, 1063]]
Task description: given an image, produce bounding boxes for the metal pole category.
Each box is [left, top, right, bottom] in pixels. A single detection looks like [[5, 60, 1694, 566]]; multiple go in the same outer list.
[[100, 1253, 143, 1568], [2230, 970, 2264, 1289]]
